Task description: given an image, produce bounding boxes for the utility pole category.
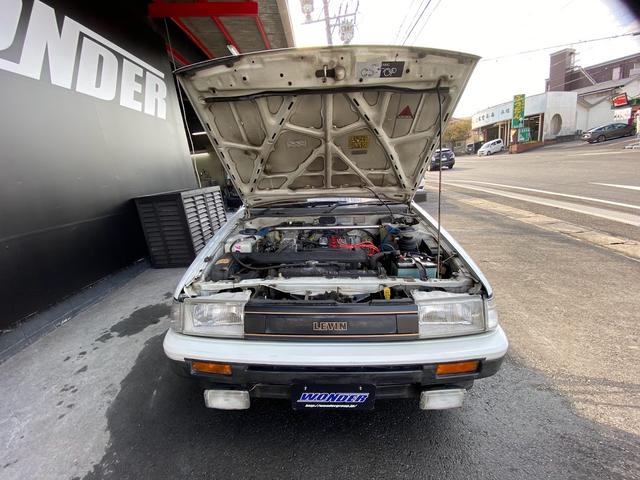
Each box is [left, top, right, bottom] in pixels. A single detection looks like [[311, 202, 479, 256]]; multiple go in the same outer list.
[[322, 0, 332, 46], [300, 0, 359, 45]]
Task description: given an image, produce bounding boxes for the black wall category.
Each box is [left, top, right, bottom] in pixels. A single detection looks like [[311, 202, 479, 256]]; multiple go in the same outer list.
[[0, 0, 197, 328]]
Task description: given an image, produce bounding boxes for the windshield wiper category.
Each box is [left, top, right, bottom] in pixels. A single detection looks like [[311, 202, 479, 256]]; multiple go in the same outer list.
[[324, 200, 404, 213], [256, 200, 340, 216]]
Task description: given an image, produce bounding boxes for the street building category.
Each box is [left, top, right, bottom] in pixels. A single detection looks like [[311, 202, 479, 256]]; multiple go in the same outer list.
[[470, 49, 640, 151], [471, 91, 578, 147]]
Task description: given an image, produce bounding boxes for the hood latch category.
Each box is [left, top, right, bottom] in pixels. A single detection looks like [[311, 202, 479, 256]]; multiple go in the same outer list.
[[315, 64, 346, 83]]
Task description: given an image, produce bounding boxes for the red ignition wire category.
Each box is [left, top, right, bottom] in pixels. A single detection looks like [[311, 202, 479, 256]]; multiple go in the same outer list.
[[336, 239, 380, 256]]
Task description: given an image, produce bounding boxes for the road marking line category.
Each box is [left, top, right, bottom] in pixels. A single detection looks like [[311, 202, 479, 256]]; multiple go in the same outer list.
[[453, 180, 640, 211], [591, 182, 640, 192], [442, 182, 640, 227], [458, 198, 640, 261], [573, 151, 637, 156]]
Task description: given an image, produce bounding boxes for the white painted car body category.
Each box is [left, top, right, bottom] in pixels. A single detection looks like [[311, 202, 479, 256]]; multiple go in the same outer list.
[[164, 325, 508, 366], [477, 138, 504, 156], [165, 46, 508, 411]]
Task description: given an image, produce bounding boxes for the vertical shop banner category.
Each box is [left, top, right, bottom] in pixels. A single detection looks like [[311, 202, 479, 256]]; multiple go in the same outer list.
[[512, 94, 525, 128]]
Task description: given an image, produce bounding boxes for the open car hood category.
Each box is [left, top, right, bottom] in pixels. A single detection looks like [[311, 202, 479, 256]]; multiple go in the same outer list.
[[177, 46, 478, 206]]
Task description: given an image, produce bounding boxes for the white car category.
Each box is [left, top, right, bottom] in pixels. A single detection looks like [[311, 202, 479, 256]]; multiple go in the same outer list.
[[477, 138, 504, 156], [165, 46, 508, 412]]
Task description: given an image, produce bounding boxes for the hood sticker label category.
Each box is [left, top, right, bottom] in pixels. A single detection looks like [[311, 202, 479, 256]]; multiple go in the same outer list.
[[356, 60, 405, 79], [380, 61, 405, 78], [286, 139, 308, 148], [397, 105, 414, 119], [348, 135, 369, 149], [349, 135, 369, 155]]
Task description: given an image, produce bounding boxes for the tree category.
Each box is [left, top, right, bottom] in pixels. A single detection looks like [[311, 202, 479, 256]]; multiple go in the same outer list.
[[443, 117, 472, 144]]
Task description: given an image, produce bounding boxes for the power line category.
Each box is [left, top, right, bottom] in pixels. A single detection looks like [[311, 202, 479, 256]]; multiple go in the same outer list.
[[393, 0, 420, 44], [407, 0, 442, 45], [400, 0, 431, 45], [481, 31, 640, 62]]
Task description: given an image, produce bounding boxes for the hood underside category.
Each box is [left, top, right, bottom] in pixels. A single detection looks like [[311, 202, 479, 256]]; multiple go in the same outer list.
[[177, 46, 479, 206]]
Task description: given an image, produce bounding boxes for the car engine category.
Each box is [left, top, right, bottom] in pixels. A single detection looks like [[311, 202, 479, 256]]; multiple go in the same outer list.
[[208, 216, 446, 292]]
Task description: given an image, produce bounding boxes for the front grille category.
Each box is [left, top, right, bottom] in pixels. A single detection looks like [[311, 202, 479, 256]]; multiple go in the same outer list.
[[244, 303, 419, 339]]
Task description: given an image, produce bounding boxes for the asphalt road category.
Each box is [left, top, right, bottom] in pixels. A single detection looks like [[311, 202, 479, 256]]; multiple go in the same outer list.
[[1, 138, 639, 479], [430, 136, 640, 241]]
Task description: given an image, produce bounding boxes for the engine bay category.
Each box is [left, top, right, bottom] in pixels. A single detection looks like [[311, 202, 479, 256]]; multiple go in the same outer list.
[[196, 213, 478, 303]]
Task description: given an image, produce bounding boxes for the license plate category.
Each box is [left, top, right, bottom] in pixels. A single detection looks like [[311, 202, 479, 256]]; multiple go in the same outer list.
[[291, 384, 376, 410]]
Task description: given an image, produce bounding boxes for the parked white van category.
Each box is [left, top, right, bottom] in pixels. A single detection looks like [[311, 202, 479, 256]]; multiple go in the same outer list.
[[477, 139, 504, 156]]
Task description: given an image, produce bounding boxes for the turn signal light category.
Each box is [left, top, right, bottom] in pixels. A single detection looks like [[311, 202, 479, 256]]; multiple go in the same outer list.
[[436, 360, 479, 376], [191, 361, 232, 375]]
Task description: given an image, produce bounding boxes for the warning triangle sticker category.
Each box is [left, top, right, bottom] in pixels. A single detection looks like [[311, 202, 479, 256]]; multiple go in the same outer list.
[[397, 105, 414, 119]]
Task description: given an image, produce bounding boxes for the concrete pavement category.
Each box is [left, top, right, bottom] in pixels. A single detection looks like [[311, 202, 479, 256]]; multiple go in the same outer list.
[[1, 263, 638, 480]]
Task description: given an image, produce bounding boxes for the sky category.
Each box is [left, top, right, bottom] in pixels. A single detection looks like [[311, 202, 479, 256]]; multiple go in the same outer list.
[[286, 0, 640, 117]]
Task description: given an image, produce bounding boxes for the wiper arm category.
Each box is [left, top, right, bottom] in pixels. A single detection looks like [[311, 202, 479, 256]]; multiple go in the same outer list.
[[324, 200, 403, 213], [257, 200, 341, 216]]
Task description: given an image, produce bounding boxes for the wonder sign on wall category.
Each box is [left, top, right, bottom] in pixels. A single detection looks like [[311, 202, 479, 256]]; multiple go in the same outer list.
[[0, 0, 168, 119]]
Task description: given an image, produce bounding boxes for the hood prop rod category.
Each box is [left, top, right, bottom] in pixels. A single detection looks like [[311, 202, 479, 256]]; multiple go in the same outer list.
[[436, 80, 443, 279]]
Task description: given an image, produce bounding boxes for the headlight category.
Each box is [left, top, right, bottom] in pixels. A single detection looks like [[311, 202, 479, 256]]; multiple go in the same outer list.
[[412, 291, 490, 338], [171, 291, 250, 338]]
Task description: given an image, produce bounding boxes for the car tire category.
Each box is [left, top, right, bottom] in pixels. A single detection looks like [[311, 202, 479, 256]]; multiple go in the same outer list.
[[449, 164, 454, 169], [597, 135, 606, 143]]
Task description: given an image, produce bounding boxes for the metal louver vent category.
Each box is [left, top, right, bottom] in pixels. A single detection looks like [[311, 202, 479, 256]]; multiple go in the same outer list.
[[134, 186, 227, 268]]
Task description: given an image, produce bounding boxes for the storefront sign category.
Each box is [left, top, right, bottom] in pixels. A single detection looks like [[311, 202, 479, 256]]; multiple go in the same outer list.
[[517, 127, 531, 143], [0, 0, 168, 119], [612, 93, 629, 107], [613, 107, 632, 122], [471, 102, 512, 129], [512, 94, 525, 128]]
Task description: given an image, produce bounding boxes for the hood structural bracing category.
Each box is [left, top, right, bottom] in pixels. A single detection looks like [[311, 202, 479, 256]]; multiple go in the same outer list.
[[177, 46, 478, 206]]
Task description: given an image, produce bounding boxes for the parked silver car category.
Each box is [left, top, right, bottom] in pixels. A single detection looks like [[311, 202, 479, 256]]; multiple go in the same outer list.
[[582, 123, 634, 143]]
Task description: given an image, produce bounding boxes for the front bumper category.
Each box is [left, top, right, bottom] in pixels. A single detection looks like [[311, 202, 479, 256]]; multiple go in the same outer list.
[[164, 326, 508, 365], [164, 327, 508, 399], [171, 356, 504, 399], [430, 159, 454, 168]]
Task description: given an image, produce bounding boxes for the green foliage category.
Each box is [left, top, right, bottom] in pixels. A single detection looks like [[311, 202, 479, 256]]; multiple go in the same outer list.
[[444, 117, 472, 143]]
